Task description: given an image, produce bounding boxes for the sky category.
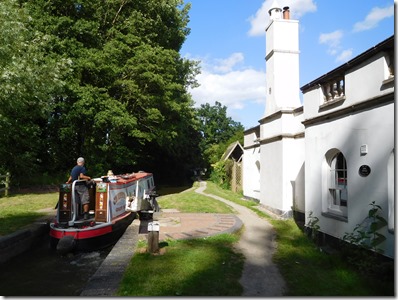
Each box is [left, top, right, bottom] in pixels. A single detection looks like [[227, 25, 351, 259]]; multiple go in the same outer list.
[[180, 0, 395, 129]]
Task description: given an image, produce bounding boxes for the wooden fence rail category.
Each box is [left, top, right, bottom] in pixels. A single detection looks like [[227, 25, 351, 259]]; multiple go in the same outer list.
[[0, 172, 10, 197]]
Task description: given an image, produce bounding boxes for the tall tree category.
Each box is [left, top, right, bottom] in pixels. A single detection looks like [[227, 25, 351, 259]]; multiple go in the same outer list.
[[196, 101, 244, 167], [22, 0, 200, 183], [0, 0, 70, 183]]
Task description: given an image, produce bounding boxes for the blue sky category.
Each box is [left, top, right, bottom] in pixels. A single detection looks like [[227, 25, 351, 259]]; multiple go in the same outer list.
[[180, 0, 395, 129]]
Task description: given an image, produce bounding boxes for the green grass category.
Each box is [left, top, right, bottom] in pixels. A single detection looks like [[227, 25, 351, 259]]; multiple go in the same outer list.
[[157, 183, 235, 214], [117, 234, 244, 296], [203, 181, 395, 296], [0, 192, 58, 236], [270, 219, 393, 296], [2, 181, 394, 296], [118, 184, 242, 296]]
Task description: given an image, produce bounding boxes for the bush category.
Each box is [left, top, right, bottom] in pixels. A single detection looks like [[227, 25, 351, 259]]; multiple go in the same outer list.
[[209, 160, 233, 189]]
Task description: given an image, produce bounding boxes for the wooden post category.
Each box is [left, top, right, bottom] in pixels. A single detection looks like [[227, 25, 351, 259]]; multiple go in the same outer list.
[[231, 161, 237, 192], [5, 172, 10, 197], [147, 221, 160, 253]]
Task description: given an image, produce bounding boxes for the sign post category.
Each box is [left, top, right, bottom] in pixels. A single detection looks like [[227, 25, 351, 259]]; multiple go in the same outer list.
[[147, 221, 160, 253]]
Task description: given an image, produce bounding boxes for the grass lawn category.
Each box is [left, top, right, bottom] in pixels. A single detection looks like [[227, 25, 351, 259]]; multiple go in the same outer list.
[[117, 234, 244, 296], [0, 192, 58, 236]]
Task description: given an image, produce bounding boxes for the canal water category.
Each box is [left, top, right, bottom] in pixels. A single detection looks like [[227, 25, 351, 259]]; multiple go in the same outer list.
[[0, 234, 112, 296]]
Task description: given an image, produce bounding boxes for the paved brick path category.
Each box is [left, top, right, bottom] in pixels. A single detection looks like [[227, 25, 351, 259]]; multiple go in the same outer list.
[[81, 181, 286, 296], [138, 211, 242, 241]]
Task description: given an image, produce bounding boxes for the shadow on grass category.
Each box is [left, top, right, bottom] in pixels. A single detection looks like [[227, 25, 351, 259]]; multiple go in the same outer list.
[[156, 185, 193, 197], [0, 211, 45, 236], [118, 236, 244, 296]]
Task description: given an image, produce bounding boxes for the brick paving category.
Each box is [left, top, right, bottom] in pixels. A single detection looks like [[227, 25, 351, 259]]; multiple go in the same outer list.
[[80, 209, 243, 296], [138, 211, 242, 242]]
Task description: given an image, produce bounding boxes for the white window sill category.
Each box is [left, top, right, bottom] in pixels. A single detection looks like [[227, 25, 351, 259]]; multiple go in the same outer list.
[[322, 211, 348, 222]]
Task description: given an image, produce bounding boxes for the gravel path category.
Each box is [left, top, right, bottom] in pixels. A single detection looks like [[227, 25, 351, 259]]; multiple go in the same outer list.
[[195, 181, 287, 296]]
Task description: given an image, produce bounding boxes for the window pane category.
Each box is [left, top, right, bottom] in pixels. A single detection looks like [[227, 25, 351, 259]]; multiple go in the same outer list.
[[327, 151, 348, 217]]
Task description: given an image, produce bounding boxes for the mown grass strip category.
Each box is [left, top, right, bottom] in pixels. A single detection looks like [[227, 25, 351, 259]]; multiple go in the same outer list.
[[0, 192, 58, 236], [117, 234, 244, 296]]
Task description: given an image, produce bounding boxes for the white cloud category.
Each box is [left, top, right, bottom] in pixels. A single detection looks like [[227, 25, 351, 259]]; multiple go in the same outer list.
[[213, 52, 244, 73], [336, 49, 353, 63], [319, 30, 346, 56], [319, 30, 343, 49], [319, 30, 353, 63], [248, 0, 317, 37], [187, 53, 266, 111], [353, 5, 394, 32]]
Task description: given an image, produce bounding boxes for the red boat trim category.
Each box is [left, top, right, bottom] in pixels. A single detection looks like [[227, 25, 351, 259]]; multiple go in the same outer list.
[[50, 224, 112, 240], [49, 211, 132, 240]]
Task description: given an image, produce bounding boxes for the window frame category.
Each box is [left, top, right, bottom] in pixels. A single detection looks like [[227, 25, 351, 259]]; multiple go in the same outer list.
[[323, 149, 348, 220]]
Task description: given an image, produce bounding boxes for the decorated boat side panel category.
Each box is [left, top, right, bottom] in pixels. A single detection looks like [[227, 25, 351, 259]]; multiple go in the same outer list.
[[58, 184, 72, 222], [95, 182, 108, 222], [109, 181, 137, 220]]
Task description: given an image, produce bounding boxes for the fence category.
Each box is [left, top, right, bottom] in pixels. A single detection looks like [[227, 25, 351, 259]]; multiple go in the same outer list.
[[0, 172, 10, 196], [231, 161, 242, 193]]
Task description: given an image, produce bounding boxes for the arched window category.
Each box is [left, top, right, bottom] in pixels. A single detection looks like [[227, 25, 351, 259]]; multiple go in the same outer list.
[[325, 150, 348, 218]]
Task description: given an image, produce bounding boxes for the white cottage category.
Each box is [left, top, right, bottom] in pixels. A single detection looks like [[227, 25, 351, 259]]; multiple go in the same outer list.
[[301, 36, 394, 258], [242, 2, 394, 258]]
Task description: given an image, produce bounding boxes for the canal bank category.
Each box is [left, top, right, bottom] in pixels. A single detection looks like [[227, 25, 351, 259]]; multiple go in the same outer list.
[[0, 209, 55, 265], [80, 217, 141, 296]]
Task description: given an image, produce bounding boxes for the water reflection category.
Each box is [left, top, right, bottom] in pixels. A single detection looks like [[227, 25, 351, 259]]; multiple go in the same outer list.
[[0, 234, 112, 296]]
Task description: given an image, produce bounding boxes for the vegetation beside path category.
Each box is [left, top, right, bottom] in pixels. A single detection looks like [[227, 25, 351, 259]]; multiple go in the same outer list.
[[119, 181, 393, 296], [0, 182, 393, 296]]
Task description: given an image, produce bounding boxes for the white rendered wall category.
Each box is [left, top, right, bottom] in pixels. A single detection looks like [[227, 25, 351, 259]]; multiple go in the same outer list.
[[260, 140, 283, 211], [304, 53, 394, 121], [265, 19, 300, 116], [259, 135, 305, 215], [304, 103, 394, 258], [243, 127, 261, 200], [242, 147, 261, 200], [260, 110, 304, 140]]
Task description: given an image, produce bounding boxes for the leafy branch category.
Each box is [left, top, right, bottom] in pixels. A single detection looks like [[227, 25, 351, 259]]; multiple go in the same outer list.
[[343, 201, 387, 253]]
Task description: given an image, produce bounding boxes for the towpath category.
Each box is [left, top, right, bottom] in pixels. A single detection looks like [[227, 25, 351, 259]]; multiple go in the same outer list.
[[195, 181, 287, 296], [81, 181, 287, 296]]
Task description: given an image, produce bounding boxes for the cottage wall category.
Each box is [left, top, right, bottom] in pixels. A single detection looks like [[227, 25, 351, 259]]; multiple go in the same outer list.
[[303, 48, 394, 258], [242, 1, 394, 258]]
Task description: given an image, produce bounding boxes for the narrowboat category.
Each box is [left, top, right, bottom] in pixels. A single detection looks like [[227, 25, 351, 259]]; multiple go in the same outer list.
[[49, 171, 159, 254]]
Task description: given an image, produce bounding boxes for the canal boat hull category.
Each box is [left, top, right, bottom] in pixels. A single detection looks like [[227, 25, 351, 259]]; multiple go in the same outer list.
[[49, 171, 159, 253]]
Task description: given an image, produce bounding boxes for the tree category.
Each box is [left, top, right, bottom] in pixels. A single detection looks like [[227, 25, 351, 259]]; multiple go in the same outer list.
[[20, 0, 200, 184], [196, 101, 244, 168], [0, 0, 70, 184]]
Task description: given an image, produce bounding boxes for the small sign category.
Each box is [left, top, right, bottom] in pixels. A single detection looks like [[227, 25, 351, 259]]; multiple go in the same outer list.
[[360, 144, 368, 155], [359, 165, 371, 177], [96, 182, 107, 192], [148, 221, 160, 232]]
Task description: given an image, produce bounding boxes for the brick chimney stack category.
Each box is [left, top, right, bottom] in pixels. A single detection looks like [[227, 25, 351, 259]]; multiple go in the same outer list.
[[283, 6, 290, 20]]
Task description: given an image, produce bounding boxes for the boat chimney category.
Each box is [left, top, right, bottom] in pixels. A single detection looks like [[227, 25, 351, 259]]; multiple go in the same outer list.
[[283, 6, 290, 20]]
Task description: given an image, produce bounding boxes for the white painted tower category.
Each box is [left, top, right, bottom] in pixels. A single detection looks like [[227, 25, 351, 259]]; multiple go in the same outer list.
[[265, 2, 300, 116], [255, 1, 305, 216]]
